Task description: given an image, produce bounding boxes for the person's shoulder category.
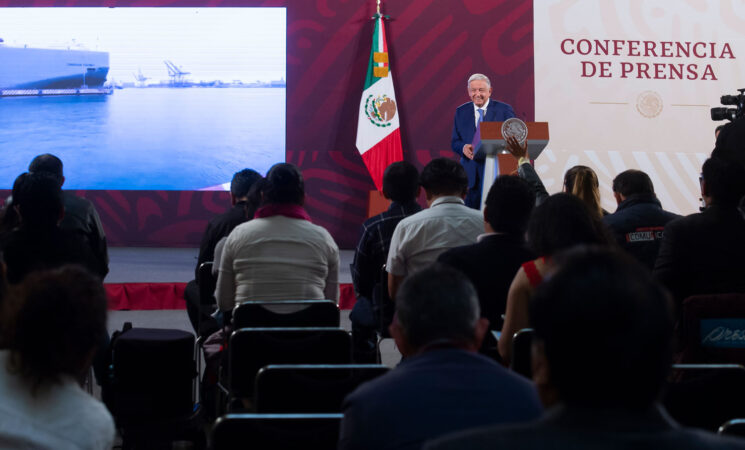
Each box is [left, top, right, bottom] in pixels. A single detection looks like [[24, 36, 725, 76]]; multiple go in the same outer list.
[[488, 99, 514, 110], [438, 242, 476, 263], [455, 102, 474, 112], [63, 191, 93, 208], [424, 420, 535, 450]]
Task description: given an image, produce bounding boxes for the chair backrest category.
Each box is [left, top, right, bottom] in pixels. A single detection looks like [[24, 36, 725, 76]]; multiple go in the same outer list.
[[229, 328, 352, 398], [211, 413, 342, 450], [678, 293, 745, 365], [107, 327, 196, 420], [254, 364, 390, 413], [510, 328, 534, 378], [376, 264, 394, 337], [197, 261, 216, 304], [719, 418, 745, 436], [232, 300, 340, 329], [664, 364, 745, 432]]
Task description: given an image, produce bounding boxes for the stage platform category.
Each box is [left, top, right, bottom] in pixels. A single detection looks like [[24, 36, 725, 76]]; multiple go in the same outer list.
[[105, 247, 357, 310]]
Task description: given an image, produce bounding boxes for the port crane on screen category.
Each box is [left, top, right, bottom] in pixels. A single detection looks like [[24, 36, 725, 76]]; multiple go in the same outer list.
[[164, 60, 190, 86]]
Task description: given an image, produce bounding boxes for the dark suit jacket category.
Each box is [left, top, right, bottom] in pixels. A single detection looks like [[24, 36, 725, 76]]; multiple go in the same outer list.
[[194, 201, 253, 280], [338, 348, 542, 450], [426, 404, 745, 450], [451, 100, 516, 190], [653, 204, 745, 310], [438, 233, 535, 330]]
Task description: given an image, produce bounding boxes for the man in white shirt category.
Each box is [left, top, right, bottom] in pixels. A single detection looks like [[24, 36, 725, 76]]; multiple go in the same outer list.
[[387, 157, 483, 299]]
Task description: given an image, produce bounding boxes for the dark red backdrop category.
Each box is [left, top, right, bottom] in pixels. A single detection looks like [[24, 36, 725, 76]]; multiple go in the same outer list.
[[1, 0, 534, 248]]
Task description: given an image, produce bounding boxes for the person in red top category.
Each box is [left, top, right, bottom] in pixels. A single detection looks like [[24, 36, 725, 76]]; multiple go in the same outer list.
[[498, 193, 611, 364]]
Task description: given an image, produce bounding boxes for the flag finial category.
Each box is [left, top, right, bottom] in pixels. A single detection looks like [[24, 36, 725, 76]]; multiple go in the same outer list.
[[376, 0, 381, 15]]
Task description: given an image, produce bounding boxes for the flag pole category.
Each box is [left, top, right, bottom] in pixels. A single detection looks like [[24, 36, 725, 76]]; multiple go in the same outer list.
[[373, 0, 389, 20]]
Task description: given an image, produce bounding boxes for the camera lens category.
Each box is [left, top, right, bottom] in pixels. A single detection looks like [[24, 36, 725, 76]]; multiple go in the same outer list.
[[711, 107, 737, 121], [721, 95, 740, 105]]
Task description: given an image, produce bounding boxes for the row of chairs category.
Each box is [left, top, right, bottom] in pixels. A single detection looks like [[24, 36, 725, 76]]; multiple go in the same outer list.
[[211, 298, 389, 449], [509, 328, 745, 433]]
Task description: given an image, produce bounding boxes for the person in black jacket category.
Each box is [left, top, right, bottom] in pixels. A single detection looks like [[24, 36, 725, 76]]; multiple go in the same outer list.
[[438, 175, 536, 333], [602, 170, 679, 271], [654, 157, 745, 311], [183, 168, 262, 335], [28, 154, 109, 278], [1, 172, 102, 284]]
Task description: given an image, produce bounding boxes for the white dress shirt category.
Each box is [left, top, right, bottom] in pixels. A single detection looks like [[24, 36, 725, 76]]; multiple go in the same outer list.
[[387, 196, 484, 277], [473, 98, 490, 128]]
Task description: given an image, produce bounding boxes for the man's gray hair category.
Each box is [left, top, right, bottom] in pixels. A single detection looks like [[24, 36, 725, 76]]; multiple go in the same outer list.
[[396, 263, 480, 350], [467, 73, 491, 88]]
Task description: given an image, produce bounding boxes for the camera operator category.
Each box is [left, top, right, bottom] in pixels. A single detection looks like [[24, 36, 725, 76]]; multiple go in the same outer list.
[[711, 89, 745, 168]]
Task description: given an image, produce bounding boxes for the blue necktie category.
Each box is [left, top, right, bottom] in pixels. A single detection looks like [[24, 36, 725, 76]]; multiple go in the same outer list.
[[477, 108, 484, 127]]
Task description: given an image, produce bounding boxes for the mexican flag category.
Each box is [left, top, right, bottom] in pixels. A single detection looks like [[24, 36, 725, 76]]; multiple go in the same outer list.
[[356, 16, 403, 191]]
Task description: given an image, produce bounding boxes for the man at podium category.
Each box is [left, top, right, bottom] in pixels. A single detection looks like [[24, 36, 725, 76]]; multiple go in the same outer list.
[[451, 73, 516, 209]]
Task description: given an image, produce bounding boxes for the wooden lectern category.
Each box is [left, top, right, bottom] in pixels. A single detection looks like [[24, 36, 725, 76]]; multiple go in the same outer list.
[[472, 121, 549, 209]]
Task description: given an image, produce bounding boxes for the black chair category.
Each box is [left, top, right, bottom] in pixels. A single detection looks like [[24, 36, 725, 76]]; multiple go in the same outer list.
[[227, 328, 352, 402], [510, 328, 534, 378], [254, 364, 389, 413], [197, 261, 219, 337], [105, 327, 203, 449], [719, 418, 745, 436], [663, 364, 745, 432], [211, 413, 343, 450], [677, 293, 745, 365], [232, 300, 339, 329]]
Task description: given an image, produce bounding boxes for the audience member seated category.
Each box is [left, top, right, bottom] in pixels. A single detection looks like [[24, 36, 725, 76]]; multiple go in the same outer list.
[[426, 248, 745, 450], [183, 168, 262, 334], [1, 172, 102, 284], [350, 161, 421, 362], [338, 264, 542, 450], [498, 193, 611, 364], [216, 163, 339, 312], [28, 154, 109, 278], [0, 266, 115, 449], [438, 175, 536, 333], [505, 137, 606, 219], [603, 169, 679, 271], [654, 156, 745, 313], [386, 158, 482, 299]]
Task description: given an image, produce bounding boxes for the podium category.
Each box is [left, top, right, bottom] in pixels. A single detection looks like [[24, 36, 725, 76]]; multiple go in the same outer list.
[[472, 121, 549, 209]]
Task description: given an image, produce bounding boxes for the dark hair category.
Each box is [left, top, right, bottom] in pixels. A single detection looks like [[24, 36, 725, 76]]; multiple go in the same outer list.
[[527, 193, 611, 257], [612, 169, 654, 197], [12, 172, 64, 229], [261, 163, 305, 206], [484, 175, 534, 234], [7, 266, 108, 394], [28, 154, 64, 187], [396, 263, 480, 350], [530, 247, 673, 409], [0, 173, 28, 236], [564, 165, 602, 219], [230, 168, 262, 198], [382, 161, 419, 203], [702, 157, 745, 206], [419, 158, 468, 197]]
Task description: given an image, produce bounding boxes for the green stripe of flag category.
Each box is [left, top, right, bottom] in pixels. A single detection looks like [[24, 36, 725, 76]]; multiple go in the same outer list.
[[363, 19, 381, 90]]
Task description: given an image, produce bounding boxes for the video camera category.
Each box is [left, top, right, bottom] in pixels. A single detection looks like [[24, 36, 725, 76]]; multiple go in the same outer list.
[[711, 88, 745, 122]]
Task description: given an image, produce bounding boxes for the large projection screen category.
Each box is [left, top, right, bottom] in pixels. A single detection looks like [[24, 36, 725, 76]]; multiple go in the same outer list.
[[0, 7, 286, 190], [533, 1, 745, 215]]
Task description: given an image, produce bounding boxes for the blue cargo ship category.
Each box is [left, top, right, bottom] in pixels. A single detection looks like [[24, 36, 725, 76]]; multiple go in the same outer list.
[[0, 38, 110, 95]]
